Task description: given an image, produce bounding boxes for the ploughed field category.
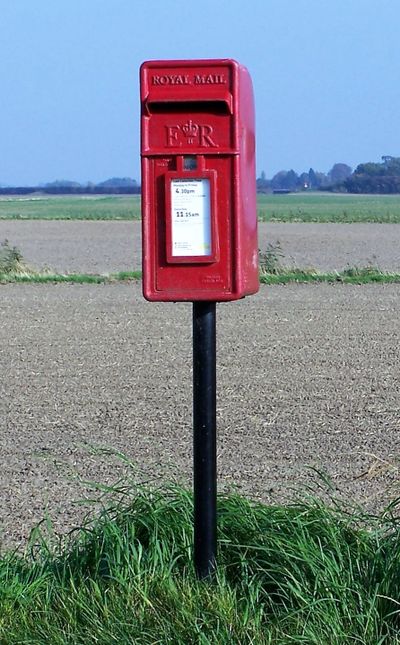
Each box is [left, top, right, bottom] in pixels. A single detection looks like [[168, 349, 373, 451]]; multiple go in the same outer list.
[[0, 220, 399, 549], [2, 220, 400, 273]]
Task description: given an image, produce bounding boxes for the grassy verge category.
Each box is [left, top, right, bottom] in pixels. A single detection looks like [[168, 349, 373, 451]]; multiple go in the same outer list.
[[2, 267, 400, 286], [256, 243, 400, 284], [2, 240, 399, 285], [0, 484, 399, 643], [259, 266, 400, 285], [0, 270, 142, 284]]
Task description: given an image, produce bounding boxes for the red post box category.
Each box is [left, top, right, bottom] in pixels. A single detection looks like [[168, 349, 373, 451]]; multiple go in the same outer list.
[[140, 59, 258, 301]]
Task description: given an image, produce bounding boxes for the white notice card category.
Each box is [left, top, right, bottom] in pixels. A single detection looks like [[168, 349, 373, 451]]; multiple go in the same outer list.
[[171, 179, 211, 256]]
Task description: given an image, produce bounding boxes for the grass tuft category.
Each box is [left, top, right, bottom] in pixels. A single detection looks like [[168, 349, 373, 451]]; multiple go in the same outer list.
[[0, 239, 32, 275], [259, 242, 285, 275], [0, 484, 399, 643]]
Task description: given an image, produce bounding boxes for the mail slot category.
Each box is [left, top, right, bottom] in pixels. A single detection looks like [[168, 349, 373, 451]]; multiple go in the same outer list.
[[140, 58, 259, 301]]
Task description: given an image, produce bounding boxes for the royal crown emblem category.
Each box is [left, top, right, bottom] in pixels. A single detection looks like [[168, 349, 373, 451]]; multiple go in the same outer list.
[[181, 120, 199, 144]]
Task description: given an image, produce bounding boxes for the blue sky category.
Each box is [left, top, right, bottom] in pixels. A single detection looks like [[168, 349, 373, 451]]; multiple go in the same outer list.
[[1, 0, 399, 185]]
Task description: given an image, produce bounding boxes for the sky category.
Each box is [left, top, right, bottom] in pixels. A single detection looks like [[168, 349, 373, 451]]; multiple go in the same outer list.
[[1, 0, 399, 185]]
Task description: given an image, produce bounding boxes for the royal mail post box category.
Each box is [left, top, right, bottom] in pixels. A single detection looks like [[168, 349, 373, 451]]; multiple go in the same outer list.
[[140, 58, 258, 301]]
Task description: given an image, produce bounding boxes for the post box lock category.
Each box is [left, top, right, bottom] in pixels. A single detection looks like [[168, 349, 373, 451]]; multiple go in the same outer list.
[[140, 59, 259, 302]]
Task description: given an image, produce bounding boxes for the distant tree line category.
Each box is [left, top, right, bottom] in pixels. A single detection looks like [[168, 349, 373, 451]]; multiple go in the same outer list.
[[257, 156, 400, 194], [3, 158, 400, 195], [0, 177, 140, 196], [256, 163, 352, 193], [343, 157, 400, 193]]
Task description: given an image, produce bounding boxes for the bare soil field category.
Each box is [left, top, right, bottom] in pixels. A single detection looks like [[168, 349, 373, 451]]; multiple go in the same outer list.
[[2, 220, 400, 272], [1, 281, 399, 549]]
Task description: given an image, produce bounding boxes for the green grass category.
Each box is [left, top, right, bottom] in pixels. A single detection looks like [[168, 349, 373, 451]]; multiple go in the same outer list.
[[0, 483, 399, 644], [2, 193, 400, 222], [0, 270, 142, 284], [2, 267, 400, 286], [259, 267, 400, 285], [0, 195, 141, 220], [257, 193, 400, 223]]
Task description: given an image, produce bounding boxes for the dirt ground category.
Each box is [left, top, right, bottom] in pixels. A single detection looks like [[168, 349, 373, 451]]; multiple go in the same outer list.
[[2, 221, 400, 273], [1, 279, 399, 549]]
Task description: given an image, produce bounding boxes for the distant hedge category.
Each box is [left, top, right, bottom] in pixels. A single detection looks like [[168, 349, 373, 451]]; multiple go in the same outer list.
[[0, 186, 141, 195]]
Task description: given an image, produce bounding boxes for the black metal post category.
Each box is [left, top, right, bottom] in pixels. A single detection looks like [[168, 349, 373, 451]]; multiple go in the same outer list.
[[192, 301, 217, 579]]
